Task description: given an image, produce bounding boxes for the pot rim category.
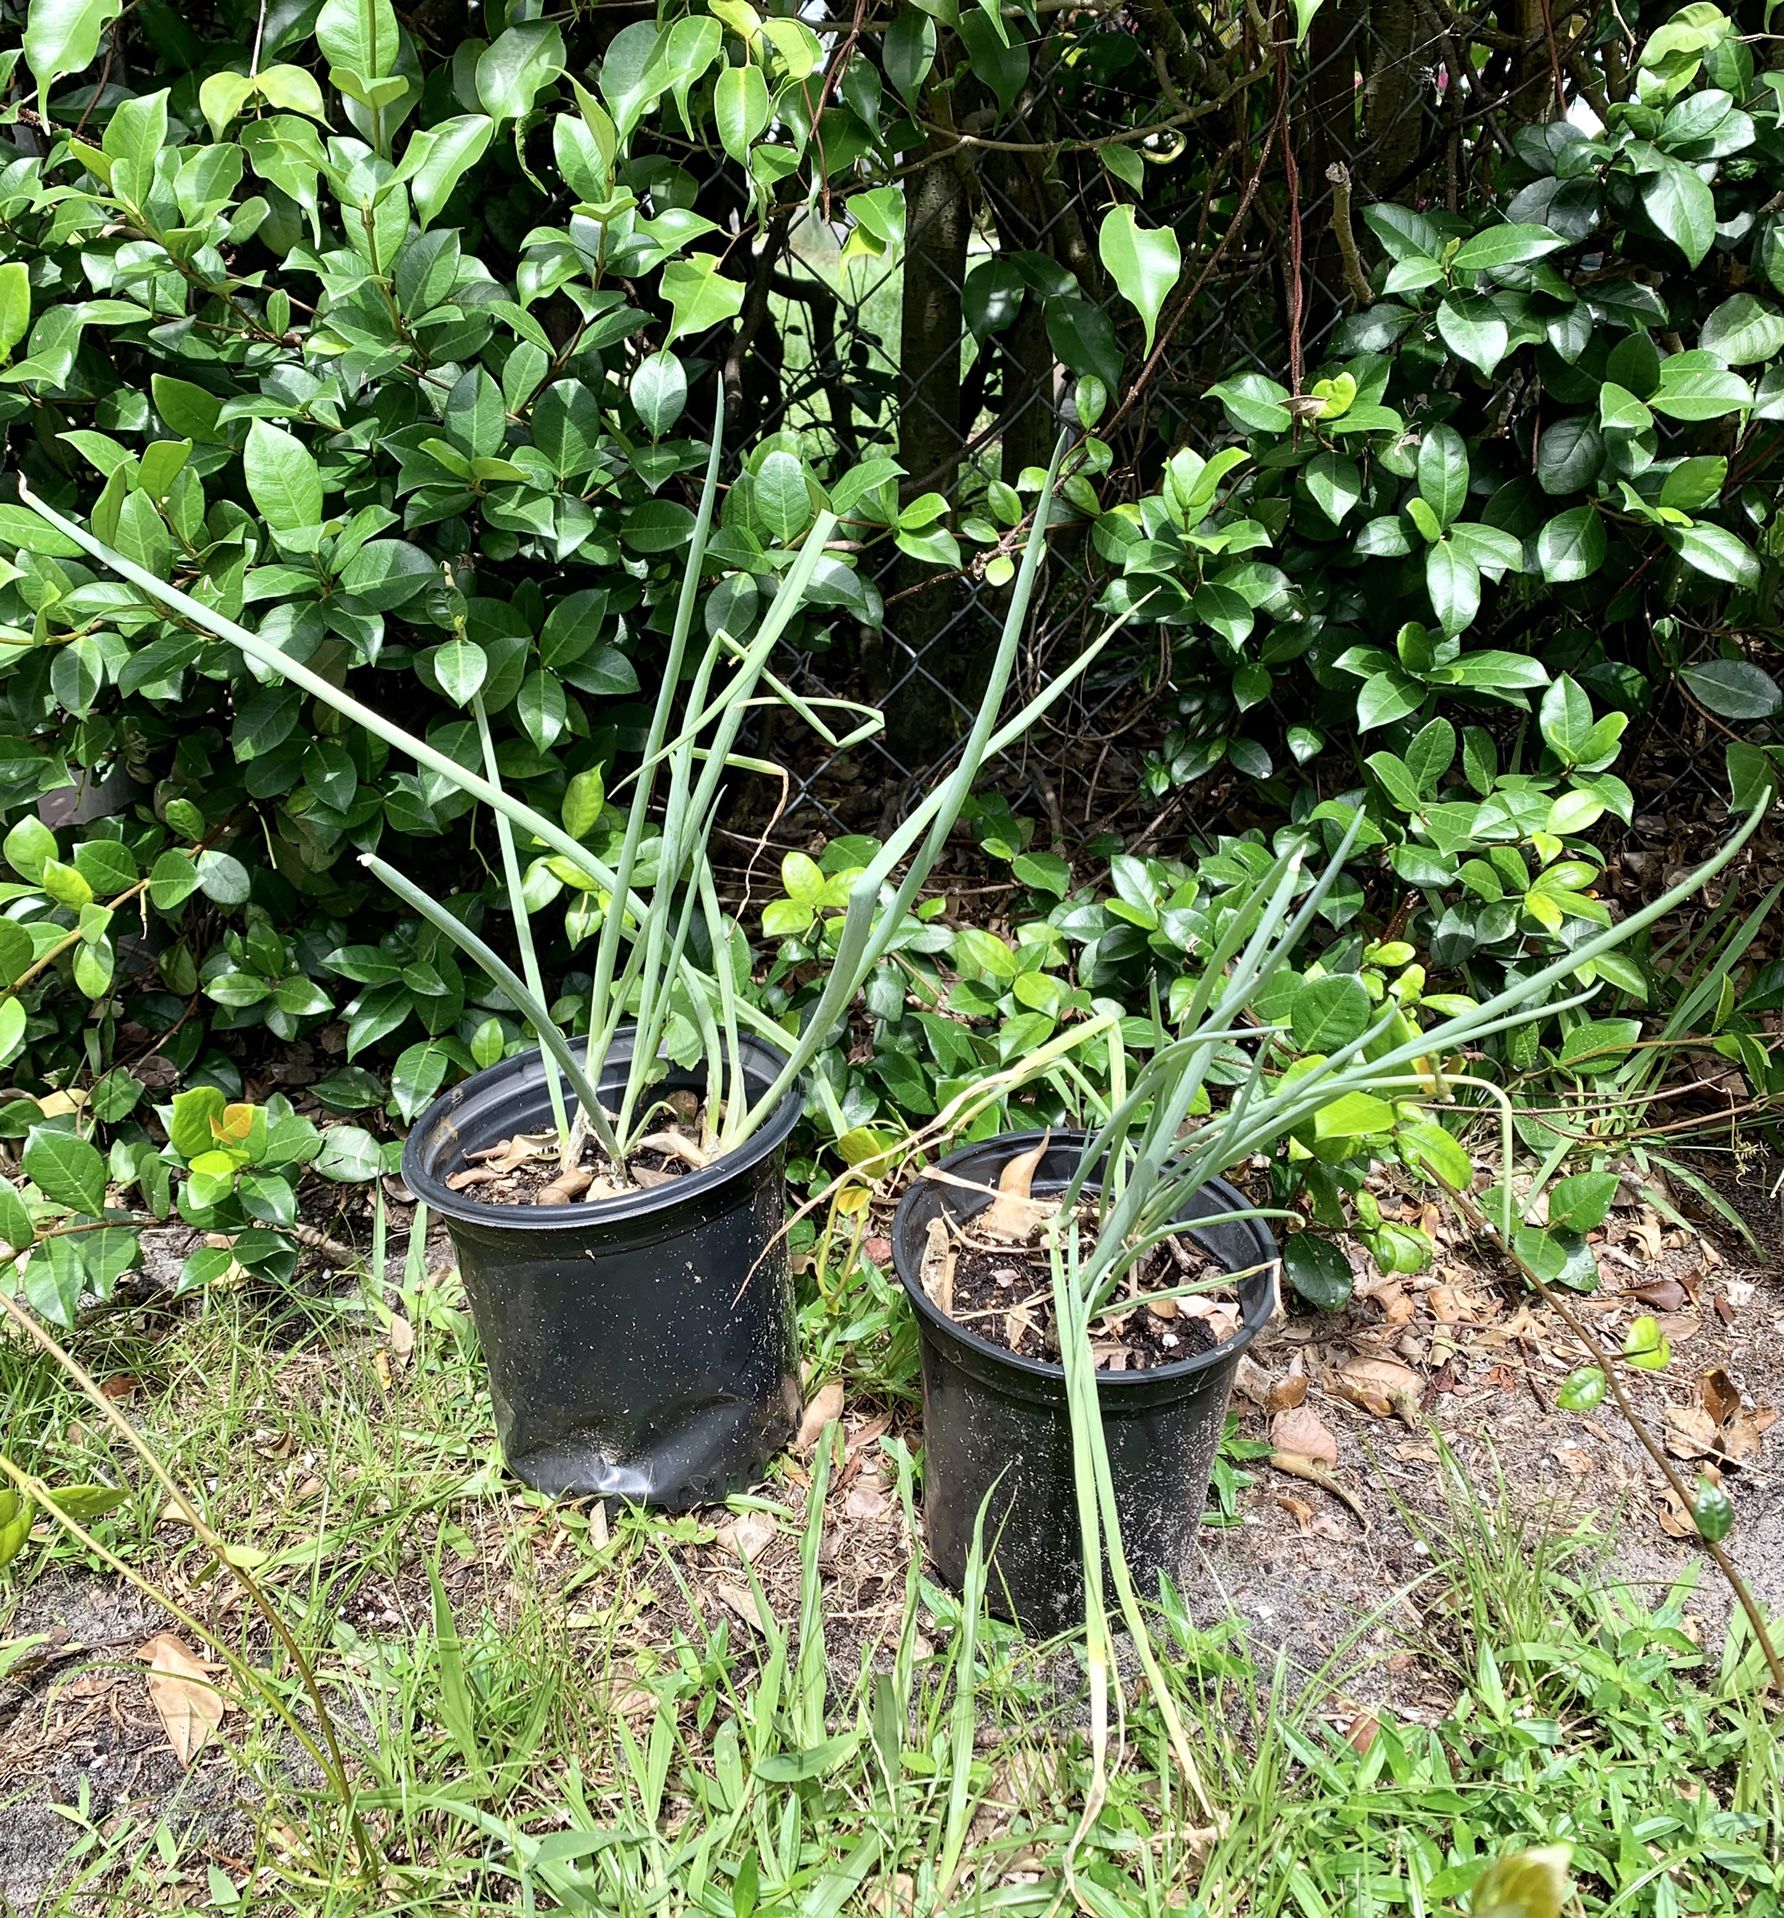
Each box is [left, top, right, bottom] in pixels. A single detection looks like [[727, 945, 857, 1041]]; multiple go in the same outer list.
[[402, 1031, 802, 1233], [892, 1128, 1278, 1390]]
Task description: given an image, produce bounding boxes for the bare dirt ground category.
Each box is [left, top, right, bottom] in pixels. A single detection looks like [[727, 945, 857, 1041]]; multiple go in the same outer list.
[[1212, 1148, 1784, 1724]]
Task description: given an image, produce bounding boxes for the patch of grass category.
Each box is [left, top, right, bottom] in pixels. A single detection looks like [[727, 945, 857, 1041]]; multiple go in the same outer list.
[[3, 1238, 1779, 1916]]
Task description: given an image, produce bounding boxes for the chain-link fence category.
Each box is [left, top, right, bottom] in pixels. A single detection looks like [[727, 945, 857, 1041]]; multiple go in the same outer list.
[[699, 0, 1573, 841]]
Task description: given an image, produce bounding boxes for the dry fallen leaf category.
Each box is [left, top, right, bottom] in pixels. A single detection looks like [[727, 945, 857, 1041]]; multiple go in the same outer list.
[[1700, 1366, 1741, 1428], [1343, 1709, 1380, 1755], [712, 1582, 764, 1636], [794, 1380, 844, 1454], [1232, 1354, 1273, 1404], [719, 1512, 775, 1564], [1270, 1403, 1339, 1469], [1267, 1359, 1309, 1414], [1427, 1284, 1474, 1325], [976, 1139, 1055, 1245], [1338, 1355, 1423, 1423], [1663, 1404, 1719, 1460], [1372, 1282, 1415, 1329], [136, 1634, 227, 1766], [1268, 1452, 1369, 1531], [595, 1673, 658, 1716], [1687, 1365, 1769, 1463], [843, 1479, 888, 1521], [1273, 1492, 1316, 1532], [1631, 1277, 1687, 1313], [1652, 1485, 1697, 1540]]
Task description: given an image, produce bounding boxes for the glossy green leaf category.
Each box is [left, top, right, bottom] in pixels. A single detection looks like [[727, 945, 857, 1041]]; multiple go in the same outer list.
[[1700, 291, 1784, 364], [1290, 974, 1370, 1051], [22, 1126, 108, 1217], [1545, 1169, 1618, 1233], [660, 256, 745, 346], [24, 0, 122, 105], [1397, 1118, 1471, 1190], [1641, 157, 1716, 266], [714, 63, 769, 163], [630, 350, 686, 438], [1452, 223, 1566, 271], [1281, 1233, 1354, 1309], [1097, 206, 1180, 358], [1691, 1477, 1734, 1543], [317, 0, 399, 81], [244, 421, 323, 533], [1681, 658, 1779, 719], [1305, 452, 1361, 525], [1416, 425, 1469, 529], [0, 263, 30, 362], [476, 21, 565, 120], [754, 450, 813, 544], [408, 115, 496, 226], [1668, 523, 1759, 587], [1536, 505, 1606, 582], [1556, 1366, 1605, 1411]]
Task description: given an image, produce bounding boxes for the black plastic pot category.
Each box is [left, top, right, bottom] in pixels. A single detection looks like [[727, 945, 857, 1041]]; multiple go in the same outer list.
[[893, 1131, 1276, 1631], [403, 1030, 802, 1508]]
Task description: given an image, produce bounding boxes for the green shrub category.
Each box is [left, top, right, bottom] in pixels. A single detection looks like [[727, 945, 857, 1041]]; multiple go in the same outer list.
[[0, 0, 1778, 1324], [1093, 8, 1783, 991]]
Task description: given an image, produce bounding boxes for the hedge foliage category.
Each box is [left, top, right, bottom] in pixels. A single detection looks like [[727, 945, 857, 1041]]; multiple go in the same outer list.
[[0, 0, 1781, 1313]]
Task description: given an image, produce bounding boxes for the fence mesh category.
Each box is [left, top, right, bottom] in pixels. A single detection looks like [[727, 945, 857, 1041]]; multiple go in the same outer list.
[[694, 0, 1551, 843]]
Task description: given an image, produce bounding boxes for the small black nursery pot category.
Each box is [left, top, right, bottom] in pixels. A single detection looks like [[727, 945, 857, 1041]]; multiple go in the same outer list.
[[893, 1131, 1276, 1631], [403, 1029, 801, 1509]]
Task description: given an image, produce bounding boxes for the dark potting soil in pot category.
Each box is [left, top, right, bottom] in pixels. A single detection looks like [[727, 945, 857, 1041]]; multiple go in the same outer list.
[[441, 1091, 715, 1207], [937, 1230, 1240, 1371]]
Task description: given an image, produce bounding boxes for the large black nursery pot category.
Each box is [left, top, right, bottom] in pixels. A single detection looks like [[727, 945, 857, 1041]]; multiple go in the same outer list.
[[403, 1028, 802, 1508], [893, 1131, 1276, 1631]]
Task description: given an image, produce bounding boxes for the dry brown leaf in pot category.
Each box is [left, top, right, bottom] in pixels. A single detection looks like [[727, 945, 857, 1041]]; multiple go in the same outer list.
[[635, 1128, 713, 1170], [536, 1165, 595, 1206], [976, 1139, 1056, 1245], [469, 1130, 560, 1174], [444, 1166, 501, 1192]]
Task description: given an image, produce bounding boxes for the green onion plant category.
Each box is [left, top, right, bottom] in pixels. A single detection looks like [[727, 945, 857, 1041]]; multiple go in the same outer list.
[[1020, 798, 1767, 1848], [19, 417, 1105, 1181]]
